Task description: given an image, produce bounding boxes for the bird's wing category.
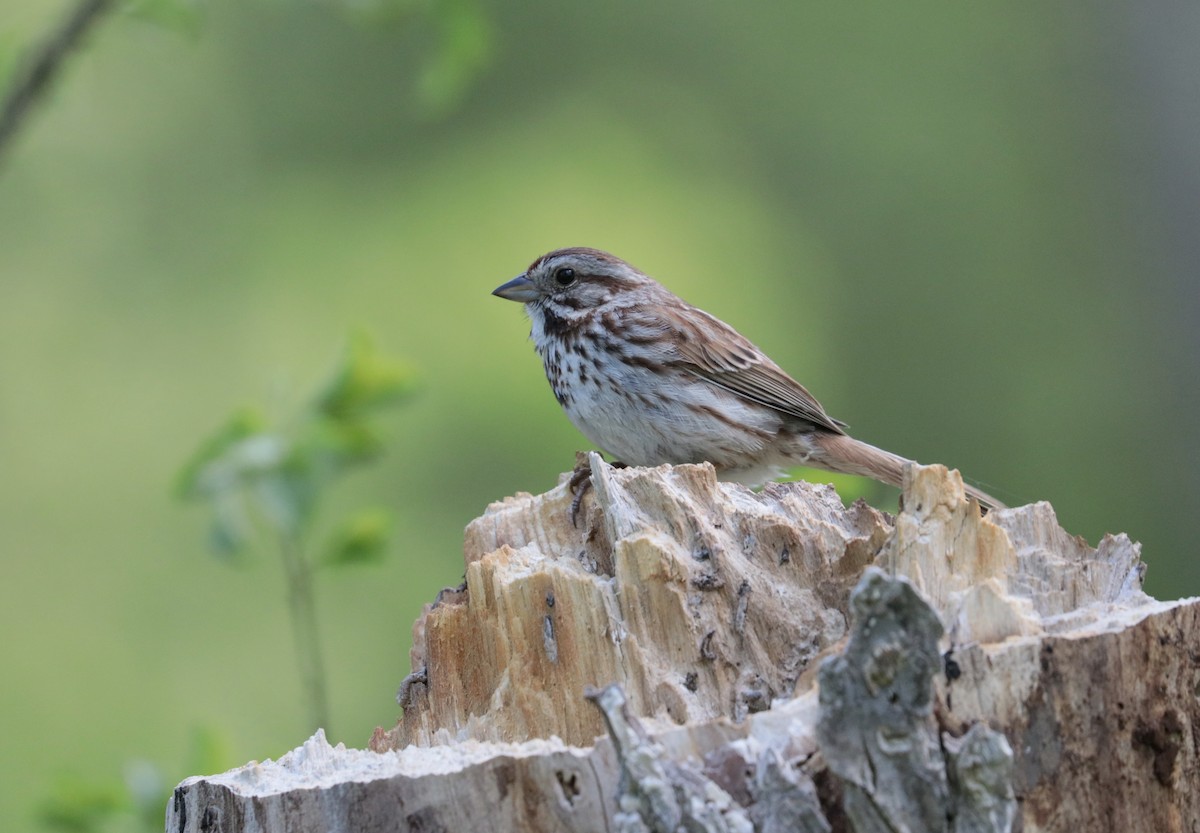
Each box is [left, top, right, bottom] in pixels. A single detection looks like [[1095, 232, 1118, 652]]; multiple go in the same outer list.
[[655, 304, 847, 435]]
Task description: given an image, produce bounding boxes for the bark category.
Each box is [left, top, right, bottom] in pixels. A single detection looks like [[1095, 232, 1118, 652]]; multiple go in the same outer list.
[[168, 456, 1199, 833]]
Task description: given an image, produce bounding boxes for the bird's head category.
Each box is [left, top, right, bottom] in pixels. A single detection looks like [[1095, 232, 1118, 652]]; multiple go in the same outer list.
[[492, 248, 651, 315]]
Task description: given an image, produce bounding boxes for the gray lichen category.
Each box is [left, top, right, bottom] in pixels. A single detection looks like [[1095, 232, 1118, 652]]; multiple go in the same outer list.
[[817, 567, 1015, 833]]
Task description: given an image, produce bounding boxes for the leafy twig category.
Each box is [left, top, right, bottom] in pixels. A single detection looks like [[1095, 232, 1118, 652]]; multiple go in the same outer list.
[[179, 332, 416, 735], [0, 0, 116, 167]]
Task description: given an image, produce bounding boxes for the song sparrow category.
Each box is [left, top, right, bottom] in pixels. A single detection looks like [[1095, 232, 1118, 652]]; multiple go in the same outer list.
[[493, 247, 1003, 510]]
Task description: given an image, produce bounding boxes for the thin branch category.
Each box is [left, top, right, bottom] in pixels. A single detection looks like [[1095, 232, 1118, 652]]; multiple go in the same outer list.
[[279, 532, 332, 735], [0, 0, 116, 167]]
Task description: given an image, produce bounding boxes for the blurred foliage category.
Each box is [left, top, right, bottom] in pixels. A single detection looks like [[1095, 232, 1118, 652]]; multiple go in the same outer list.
[[124, 0, 204, 35], [415, 0, 491, 117], [38, 774, 126, 833], [178, 331, 414, 554], [0, 32, 18, 85], [0, 0, 490, 170], [321, 506, 393, 568], [178, 331, 415, 732], [792, 468, 875, 507], [37, 727, 233, 833], [0, 1, 1196, 831]]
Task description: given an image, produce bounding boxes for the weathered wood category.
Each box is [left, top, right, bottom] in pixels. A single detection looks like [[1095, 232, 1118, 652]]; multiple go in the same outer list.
[[168, 458, 1200, 833], [384, 454, 890, 748], [818, 568, 1016, 833]]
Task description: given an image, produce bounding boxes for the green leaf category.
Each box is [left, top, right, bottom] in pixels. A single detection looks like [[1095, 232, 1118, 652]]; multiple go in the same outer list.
[[297, 416, 383, 473], [416, 0, 493, 118], [252, 465, 316, 536], [175, 408, 267, 499], [316, 331, 416, 421], [320, 507, 393, 568], [179, 334, 415, 560], [207, 516, 245, 558], [37, 773, 126, 832], [207, 489, 253, 557]]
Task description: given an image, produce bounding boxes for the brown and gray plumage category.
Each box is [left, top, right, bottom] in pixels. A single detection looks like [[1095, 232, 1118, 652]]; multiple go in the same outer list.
[[493, 247, 1003, 510]]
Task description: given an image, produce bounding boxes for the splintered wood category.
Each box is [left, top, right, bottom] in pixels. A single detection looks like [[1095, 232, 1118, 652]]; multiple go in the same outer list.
[[378, 454, 892, 748], [170, 458, 1199, 833]]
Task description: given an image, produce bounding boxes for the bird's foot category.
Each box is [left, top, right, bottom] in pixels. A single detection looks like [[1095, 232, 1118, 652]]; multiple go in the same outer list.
[[568, 453, 626, 527]]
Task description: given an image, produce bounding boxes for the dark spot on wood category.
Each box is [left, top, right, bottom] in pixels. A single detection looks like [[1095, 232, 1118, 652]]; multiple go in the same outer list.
[[172, 788, 188, 833], [405, 807, 448, 832], [1040, 643, 1054, 673], [1132, 711, 1184, 786], [734, 580, 751, 634], [944, 650, 961, 682], [490, 759, 516, 801], [741, 686, 769, 714], [555, 769, 581, 806], [683, 671, 699, 692]]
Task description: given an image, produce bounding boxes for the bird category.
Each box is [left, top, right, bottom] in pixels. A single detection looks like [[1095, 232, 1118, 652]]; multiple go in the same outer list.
[[492, 247, 1003, 511]]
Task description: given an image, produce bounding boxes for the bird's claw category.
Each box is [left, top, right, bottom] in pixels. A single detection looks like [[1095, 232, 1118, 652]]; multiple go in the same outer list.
[[567, 453, 626, 527], [568, 453, 593, 528]]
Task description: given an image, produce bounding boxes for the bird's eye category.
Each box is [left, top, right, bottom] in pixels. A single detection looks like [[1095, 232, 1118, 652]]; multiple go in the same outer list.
[[553, 267, 576, 286]]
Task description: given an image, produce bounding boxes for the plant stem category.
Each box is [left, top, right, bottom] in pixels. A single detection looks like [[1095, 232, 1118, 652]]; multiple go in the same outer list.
[[278, 533, 331, 735], [0, 0, 116, 167]]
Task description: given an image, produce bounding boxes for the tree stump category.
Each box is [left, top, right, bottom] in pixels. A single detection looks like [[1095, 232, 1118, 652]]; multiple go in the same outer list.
[[168, 455, 1199, 832]]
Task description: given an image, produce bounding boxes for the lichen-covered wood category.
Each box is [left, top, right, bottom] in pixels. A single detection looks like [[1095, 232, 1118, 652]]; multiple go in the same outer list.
[[817, 568, 1016, 833], [168, 459, 1200, 833]]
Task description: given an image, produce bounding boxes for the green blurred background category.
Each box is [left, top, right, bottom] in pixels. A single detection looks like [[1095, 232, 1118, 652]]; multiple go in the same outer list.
[[2, 0, 1197, 829]]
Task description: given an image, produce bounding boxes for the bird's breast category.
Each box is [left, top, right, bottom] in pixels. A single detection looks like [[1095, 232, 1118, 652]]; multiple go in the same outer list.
[[533, 324, 785, 469]]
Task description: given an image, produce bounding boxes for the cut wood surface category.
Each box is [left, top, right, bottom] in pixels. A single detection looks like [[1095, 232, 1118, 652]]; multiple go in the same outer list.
[[168, 457, 1199, 833]]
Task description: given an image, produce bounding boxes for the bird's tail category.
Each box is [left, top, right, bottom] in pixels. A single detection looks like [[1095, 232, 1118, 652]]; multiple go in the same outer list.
[[808, 432, 1005, 512]]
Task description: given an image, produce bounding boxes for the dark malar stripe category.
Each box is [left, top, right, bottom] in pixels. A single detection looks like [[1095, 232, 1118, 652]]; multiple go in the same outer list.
[[540, 304, 587, 337], [556, 294, 589, 310]]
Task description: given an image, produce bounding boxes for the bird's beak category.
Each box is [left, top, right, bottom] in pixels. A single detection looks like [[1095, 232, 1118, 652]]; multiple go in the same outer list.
[[492, 273, 539, 303]]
